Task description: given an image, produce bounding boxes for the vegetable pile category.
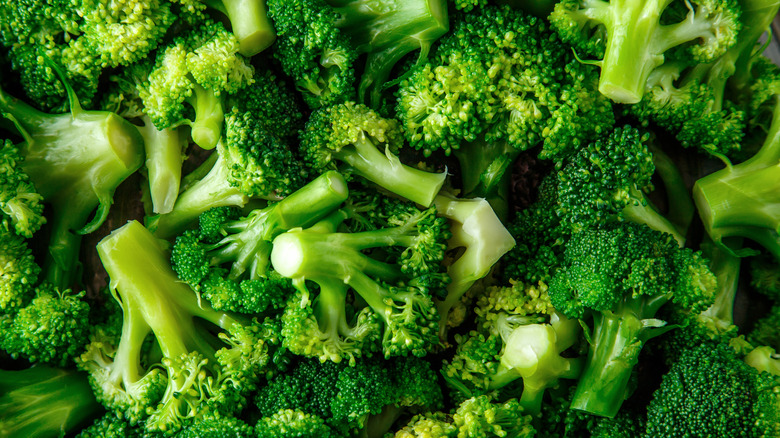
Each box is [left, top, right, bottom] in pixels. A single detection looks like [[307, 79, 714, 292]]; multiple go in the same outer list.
[[0, 0, 778, 437]]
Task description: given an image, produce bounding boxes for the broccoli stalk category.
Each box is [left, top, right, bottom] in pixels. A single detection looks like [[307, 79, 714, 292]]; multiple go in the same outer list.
[[0, 81, 144, 290], [0, 366, 102, 438], [203, 0, 276, 56], [79, 221, 270, 433], [694, 97, 780, 258], [136, 116, 188, 214]]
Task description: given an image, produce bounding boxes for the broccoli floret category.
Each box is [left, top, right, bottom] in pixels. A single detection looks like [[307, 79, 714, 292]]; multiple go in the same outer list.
[[443, 281, 582, 415], [75, 412, 146, 438], [0, 283, 90, 366], [140, 19, 255, 150], [272, 199, 450, 361], [548, 222, 716, 417], [396, 5, 613, 215], [693, 96, 780, 259], [555, 125, 685, 244], [77, 221, 271, 434], [177, 414, 255, 438], [255, 355, 442, 436], [0, 366, 102, 438], [0, 227, 40, 313], [147, 97, 307, 239], [645, 340, 780, 437], [171, 171, 349, 313], [256, 409, 336, 438], [170, 0, 276, 57], [549, 0, 742, 103], [0, 140, 45, 238], [301, 102, 446, 207], [0, 78, 144, 291]]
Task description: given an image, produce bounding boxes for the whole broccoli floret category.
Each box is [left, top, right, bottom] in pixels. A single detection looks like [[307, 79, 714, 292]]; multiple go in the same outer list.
[[645, 340, 780, 437], [171, 171, 349, 314], [0, 78, 144, 291], [0, 366, 102, 438], [396, 5, 614, 215], [255, 409, 335, 438], [443, 281, 582, 415], [140, 19, 255, 150], [0, 284, 90, 366], [548, 222, 716, 417], [549, 0, 742, 104], [77, 221, 272, 434], [300, 102, 446, 207], [271, 198, 450, 361], [555, 125, 685, 244]]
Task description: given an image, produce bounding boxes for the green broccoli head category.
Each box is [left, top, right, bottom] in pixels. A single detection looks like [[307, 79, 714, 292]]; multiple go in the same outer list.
[[0, 140, 45, 238], [0, 227, 40, 313], [256, 409, 335, 438]]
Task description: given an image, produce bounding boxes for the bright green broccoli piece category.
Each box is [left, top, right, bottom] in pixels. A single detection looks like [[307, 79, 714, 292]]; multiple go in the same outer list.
[[396, 5, 613, 214], [177, 414, 255, 438], [645, 340, 780, 437], [255, 409, 335, 438], [548, 222, 716, 417], [549, 0, 742, 103], [0, 283, 90, 366], [555, 125, 685, 243], [170, 171, 349, 314], [140, 19, 255, 149], [0, 78, 144, 291], [301, 102, 446, 207], [0, 227, 40, 313], [0, 140, 45, 238], [77, 221, 271, 434], [392, 411, 457, 438], [452, 395, 535, 438], [272, 198, 450, 360], [255, 355, 442, 436], [443, 281, 582, 415], [171, 0, 276, 56], [75, 413, 146, 438], [0, 366, 102, 438]]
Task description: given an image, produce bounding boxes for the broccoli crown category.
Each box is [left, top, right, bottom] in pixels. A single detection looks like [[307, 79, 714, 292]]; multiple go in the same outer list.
[[0, 140, 45, 238], [256, 409, 335, 438], [78, 221, 271, 434], [549, 0, 741, 103], [75, 412, 145, 438], [0, 366, 102, 438], [271, 201, 449, 360], [396, 5, 613, 160], [255, 355, 442, 436], [176, 414, 255, 438], [645, 340, 780, 437], [140, 19, 254, 149], [452, 395, 536, 438], [0, 227, 40, 313], [267, 0, 357, 108], [0, 284, 90, 366]]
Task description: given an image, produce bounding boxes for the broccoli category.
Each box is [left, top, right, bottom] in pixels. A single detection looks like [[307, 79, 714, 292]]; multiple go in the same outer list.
[[396, 5, 614, 215], [549, 0, 742, 104], [0, 366, 102, 438], [255, 409, 336, 438], [170, 0, 276, 57], [267, 0, 448, 108], [75, 413, 146, 438], [694, 88, 780, 259], [0, 140, 45, 238], [300, 102, 446, 207], [443, 281, 583, 415], [147, 91, 307, 239], [271, 197, 450, 361], [0, 77, 144, 291], [255, 355, 443, 436], [77, 221, 272, 434], [177, 414, 256, 438], [555, 126, 686, 244], [171, 171, 349, 314], [548, 222, 716, 417], [0, 227, 40, 313], [140, 19, 255, 150], [645, 340, 780, 437]]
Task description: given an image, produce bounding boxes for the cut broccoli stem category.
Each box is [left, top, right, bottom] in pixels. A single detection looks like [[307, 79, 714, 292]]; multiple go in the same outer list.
[[187, 85, 224, 150], [205, 0, 276, 57], [622, 200, 685, 246], [694, 97, 780, 258], [570, 294, 672, 418], [335, 133, 445, 207], [138, 116, 187, 214]]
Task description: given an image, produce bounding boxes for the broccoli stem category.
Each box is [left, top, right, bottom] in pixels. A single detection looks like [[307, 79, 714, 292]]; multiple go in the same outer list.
[[650, 144, 694, 238], [454, 137, 518, 219], [571, 294, 671, 417], [622, 198, 684, 245], [138, 116, 187, 214], [187, 85, 224, 150], [205, 0, 276, 57], [693, 98, 780, 258], [334, 133, 445, 207]]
